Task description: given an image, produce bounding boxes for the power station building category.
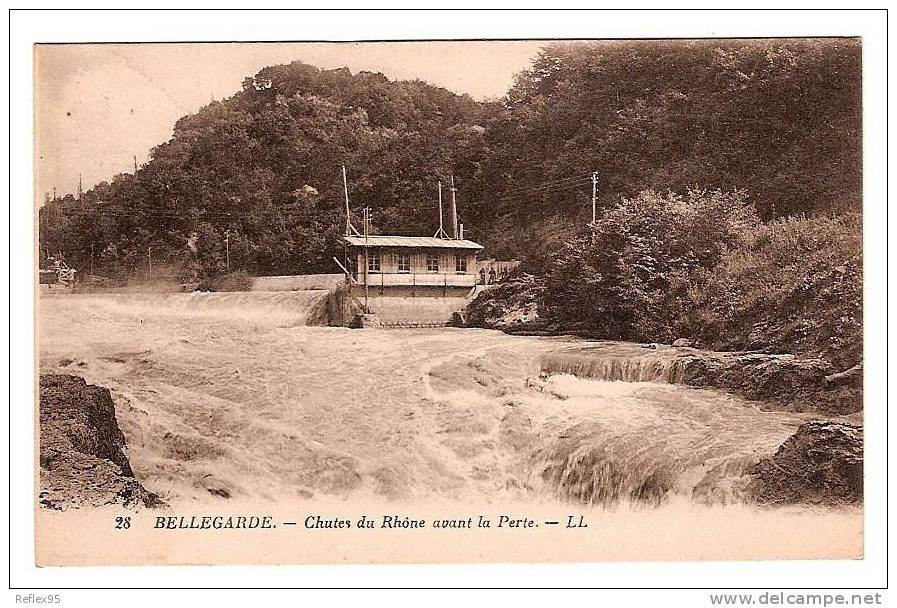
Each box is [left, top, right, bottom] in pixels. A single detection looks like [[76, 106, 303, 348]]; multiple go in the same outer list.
[[341, 234, 483, 296]]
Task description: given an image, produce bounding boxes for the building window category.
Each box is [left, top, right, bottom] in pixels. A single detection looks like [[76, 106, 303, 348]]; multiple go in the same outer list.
[[455, 254, 467, 273], [396, 252, 411, 273], [367, 251, 380, 273], [426, 253, 439, 273]]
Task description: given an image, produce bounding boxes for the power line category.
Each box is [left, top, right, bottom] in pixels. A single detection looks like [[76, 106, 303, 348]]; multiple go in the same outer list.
[[499, 178, 592, 198], [491, 176, 592, 196], [476, 178, 593, 207], [500, 172, 590, 188]]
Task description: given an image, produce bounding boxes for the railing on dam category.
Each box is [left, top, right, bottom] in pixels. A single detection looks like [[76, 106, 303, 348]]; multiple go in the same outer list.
[[354, 272, 477, 288]]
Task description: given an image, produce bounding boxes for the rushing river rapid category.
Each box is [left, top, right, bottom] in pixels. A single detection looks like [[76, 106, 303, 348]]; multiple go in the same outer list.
[[37, 292, 864, 562], [39, 291, 853, 507]]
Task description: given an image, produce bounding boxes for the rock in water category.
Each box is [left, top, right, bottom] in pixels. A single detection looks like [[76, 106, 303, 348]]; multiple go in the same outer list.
[[465, 273, 547, 333], [348, 313, 382, 329], [39, 374, 161, 509], [539, 345, 847, 412], [750, 421, 863, 505]]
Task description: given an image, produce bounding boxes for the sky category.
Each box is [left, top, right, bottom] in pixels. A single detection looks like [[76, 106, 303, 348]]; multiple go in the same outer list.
[[34, 41, 543, 202]]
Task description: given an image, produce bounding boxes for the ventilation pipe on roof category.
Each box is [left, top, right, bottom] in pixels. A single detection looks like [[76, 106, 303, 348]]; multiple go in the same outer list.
[[459, 223, 464, 239]]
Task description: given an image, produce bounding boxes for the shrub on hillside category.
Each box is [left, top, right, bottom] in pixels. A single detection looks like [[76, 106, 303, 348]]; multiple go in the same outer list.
[[683, 213, 862, 368], [543, 188, 759, 342], [536, 190, 861, 369]]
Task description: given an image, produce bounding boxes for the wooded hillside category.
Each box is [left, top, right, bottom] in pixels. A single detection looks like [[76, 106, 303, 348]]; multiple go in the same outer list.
[[40, 38, 861, 282]]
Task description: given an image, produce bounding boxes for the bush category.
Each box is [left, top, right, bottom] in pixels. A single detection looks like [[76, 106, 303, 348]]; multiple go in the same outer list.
[[684, 213, 862, 368], [543, 188, 759, 342], [535, 189, 861, 370], [197, 270, 254, 292]]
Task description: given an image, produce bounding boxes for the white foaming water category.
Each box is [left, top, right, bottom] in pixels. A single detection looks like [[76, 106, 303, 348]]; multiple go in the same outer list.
[[540, 343, 701, 383], [38, 294, 843, 509], [520, 374, 812, 505], [47, 290, 332, 327]]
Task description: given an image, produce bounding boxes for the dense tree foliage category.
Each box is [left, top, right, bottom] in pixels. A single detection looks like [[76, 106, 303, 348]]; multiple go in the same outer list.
[[41, 64, 489, 279], [542, 189, 759, 342], [40, 38, 860, 281], [685, 213, 862, 368], [476, 38, 861, 260]]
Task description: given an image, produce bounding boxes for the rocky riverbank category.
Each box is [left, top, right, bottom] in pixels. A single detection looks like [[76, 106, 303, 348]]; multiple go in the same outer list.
[[39, 374, 162, 510], [467, 276, 861, 416], [749, 422, 863, 505], [539, 343, 862, 416], [465, 273, 549, 334]]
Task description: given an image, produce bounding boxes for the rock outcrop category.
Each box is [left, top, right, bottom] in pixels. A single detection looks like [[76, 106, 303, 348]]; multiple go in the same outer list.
[[39, 374, 161, 509], [539, 344, 861, 415], [661, 351, 861, 415], [466, 273, 547, 333], [749, 422, 863, 505], [348, 312, 382, 329], [668, 351, 831, 403]]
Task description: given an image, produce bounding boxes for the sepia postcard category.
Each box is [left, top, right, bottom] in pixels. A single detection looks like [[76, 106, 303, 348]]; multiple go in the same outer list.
[[33, 37, 865, 568]]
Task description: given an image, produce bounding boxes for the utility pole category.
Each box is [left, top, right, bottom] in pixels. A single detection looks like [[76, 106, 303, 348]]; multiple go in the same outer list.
[[343, 165, 351, 235], [134, 155, 138, 174], [434, 181, 449, 239], [450, 175, 458, 239], [78, 174, 83, 201], [224, 230, 230, 272], [147, 246, 153, 281], [438, 181, 443, 236], [362, 207, 371, 313], [342, 165, 360, 236], [90, 243, 95, 278], [591, 171, 599, 225]]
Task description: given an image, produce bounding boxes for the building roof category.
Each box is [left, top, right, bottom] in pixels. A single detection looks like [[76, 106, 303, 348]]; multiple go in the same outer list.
[[342, 235, 484, 250]]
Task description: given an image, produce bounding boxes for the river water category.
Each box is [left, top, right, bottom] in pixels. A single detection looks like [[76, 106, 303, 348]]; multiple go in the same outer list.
[[38, 291, 855, 508], [37, 292, 865, 562]]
